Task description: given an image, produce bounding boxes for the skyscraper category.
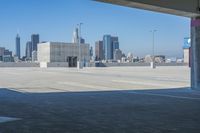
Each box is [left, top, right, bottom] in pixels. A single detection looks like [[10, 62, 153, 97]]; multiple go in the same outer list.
[[31, 34, 40, 52], [103, 35, 119, 60], [72, 27, 85, 44], [89, 46, 93, 60], [95, 41, 104, 60], [0, 47, 5, 61], [26, 41, 32, 59], [15, 34, 20, 59], [72, 28, 79, 44], [103, 35, 112, 60], [112, 39, 119, 50]]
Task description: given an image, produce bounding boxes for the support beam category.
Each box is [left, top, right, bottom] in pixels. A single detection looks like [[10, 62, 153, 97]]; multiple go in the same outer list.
[[96, 0, 200, 17], [191, 17, 200, 90]]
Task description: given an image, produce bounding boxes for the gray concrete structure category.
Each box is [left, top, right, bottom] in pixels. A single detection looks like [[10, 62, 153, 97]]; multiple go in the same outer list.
[[26, 41, 32, 60], [1, 67, 199, 133], [0, 66, 190, 92], [38, 42, 90, 67], [96, 0, 200, 90], [0, 62, 39, 67], [96, 0, 200, 17], [92, 62, 186, 67], [191, 18, 200, 90], [114, 49, 122, 61], [95, 41, 104, 61], [183, 48, 190, 64], [32, 51, 37, 62]]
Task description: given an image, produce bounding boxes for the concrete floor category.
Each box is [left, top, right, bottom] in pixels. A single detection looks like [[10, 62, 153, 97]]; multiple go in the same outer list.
[[0, 66, 190, 93], [0, 66, 200, 133]]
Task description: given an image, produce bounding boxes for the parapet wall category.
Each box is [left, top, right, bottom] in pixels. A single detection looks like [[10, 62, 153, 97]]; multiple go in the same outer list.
[[90, 62, 188, 67], [40, 62, 69, 68], [0, 62, 188, 68], [0, 62, 40, 67]]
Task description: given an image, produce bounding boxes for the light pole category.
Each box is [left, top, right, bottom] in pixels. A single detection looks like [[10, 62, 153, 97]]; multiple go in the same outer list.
[[150, 30, 157, 69], [77, 23, 83, 69]]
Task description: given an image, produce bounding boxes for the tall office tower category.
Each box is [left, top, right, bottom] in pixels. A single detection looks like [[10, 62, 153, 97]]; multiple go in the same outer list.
[[112, 37, 119, 49], [103, 35, 119, 60], [72, 27, 85, 44], [0, 47, 5, 61], [103, 35, 112, 60], [26, 41, 32, 59], [15, 34, 21, 59], [31, 34, 40, 52], [89, 46, 93, 60], [72, 28, 79, 44], [95, 41, 104, 61]]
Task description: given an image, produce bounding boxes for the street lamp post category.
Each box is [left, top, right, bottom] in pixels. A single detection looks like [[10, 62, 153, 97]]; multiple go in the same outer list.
[[77, 23, 83, 69], [150, 30, 157, 69]]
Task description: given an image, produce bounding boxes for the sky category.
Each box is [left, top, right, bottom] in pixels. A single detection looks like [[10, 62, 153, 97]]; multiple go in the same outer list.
[[0, 0, 190, 58]]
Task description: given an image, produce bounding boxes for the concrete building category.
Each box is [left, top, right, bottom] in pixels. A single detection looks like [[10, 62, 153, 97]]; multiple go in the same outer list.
[[32, 51, 37, 62], [15, 34, 20, 59], [31, 34, 40, 52], [37, 42, 90, 67], [127, 52, 134, 62], [3, 49, 13, 62], [89, 46, 93, 60], [144, 55, 165, 63], [154, 55, 165, 63], [183, 37, 191, 64], [0, 47, 13, 62], [95, 41, 104, 61], [26, 41, 32, 60], [103, 35, 112, 60], [103, 35, 119, 60], [0, 47, 5, 56], [0, 47, 5, 61], [72, 28, 79, 44], [144, 55, 153, 63], [112, 37, 119, 49], [114, 49, 122, 61], [72, 27, 85, 44]]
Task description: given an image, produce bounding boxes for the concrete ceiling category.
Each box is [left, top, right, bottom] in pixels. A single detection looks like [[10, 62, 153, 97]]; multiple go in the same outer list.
[[96, 0, 200, 18]]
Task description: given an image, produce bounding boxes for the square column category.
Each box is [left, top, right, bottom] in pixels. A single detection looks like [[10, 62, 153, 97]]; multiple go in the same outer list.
[[191, 17, 200, 90]]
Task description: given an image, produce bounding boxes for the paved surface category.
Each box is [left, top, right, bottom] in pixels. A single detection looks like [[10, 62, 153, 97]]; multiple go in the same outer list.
[[0, 117, 20, 123], [0, 66, 199, 133], [0, 66, 190, 93]]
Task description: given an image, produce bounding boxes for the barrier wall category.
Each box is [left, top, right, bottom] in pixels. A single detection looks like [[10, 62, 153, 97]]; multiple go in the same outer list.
[[0, 62, 187, 68], [0, 62, 40, 67], [89, 62, 187, 67]]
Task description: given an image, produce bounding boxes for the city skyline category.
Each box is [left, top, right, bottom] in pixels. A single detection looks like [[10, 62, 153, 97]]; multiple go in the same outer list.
[[0, 0, 190, 58]]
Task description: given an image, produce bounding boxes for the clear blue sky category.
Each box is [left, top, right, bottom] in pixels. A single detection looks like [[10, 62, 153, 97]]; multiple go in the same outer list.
[[0, 0, 190, 57]]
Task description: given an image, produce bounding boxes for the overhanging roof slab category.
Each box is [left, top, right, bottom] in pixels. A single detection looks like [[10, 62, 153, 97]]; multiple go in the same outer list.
[[96, 0, 200, 18]]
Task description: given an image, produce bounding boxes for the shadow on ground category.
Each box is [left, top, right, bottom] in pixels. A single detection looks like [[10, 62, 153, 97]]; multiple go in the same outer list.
[[0, 87, 200, 133]]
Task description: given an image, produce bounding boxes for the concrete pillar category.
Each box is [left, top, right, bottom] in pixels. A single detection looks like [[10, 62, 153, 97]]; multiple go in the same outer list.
[[191, 17, 200, 90]]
